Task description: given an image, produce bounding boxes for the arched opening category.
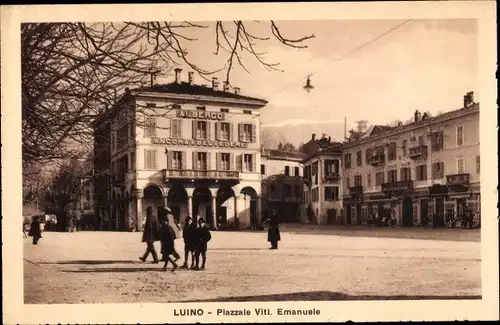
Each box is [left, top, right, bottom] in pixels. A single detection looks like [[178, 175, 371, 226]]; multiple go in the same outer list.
[[240, 186, 258, 226], [402, 196, 414, 227], [142, 185, 164, 224], [193, 187, 213, 227], [216, 186, 235, 227], [167, 186, 188, 224]]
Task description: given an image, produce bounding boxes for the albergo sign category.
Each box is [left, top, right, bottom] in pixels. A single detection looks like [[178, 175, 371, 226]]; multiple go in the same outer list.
[[151, 137, 248, 148], [176, 109, 225, 121]]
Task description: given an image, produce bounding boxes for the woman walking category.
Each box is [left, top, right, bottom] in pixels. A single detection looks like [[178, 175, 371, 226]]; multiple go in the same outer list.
[[28, 216, 42, 245], [139, 206, 161, 264]]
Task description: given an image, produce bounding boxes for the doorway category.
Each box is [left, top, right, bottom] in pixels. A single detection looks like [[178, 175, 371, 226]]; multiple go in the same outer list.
[[327, 209, 337, 225], [420, 199, 429, 227], [346, 205, 352, 225], [402, 197, 413, 227], [456, 198, 467, 222], [434, 198, 445, 227]]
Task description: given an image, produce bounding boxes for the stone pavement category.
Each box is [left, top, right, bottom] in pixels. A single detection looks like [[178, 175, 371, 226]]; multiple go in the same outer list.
[[24, 228, 481, 304]]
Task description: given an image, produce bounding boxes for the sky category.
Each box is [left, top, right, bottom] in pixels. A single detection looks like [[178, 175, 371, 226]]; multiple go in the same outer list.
[[146, 19, 478, 145]]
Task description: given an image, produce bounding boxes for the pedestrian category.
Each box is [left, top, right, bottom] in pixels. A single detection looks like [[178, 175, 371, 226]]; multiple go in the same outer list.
[[28, 216, 42, 245], [160, 216, 179, 272], [180, 216, 196, 269], [193, 218, 211, 271], [139, 206, 161, 264], [267, 207, 280, 249]]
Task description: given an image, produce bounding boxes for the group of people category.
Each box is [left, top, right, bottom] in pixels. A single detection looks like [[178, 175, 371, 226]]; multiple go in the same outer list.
[[139, 206, 212, 272]]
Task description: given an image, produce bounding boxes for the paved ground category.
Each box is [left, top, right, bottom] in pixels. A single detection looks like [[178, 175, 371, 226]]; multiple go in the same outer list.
[[24, 227, 481, 304]]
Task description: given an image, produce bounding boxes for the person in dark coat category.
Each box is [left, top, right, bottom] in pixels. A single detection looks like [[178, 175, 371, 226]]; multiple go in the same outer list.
[[160, 217, 179, 272], [266, 207, 280, 249], [193, 218, 211, 271], [180, 216, 196, 269], [28, 216, 42, 245], [139, 206, 161, 264]]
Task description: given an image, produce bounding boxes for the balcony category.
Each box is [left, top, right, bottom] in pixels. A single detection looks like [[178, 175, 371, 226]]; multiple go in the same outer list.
[[369, 154, 385, 166], [323, 172, 341, 184], [446, 173, 470, 187], [409, 145, 428, 159], [349, 186, 363, 195], [381, 180, 414, 193], [165, 169, 241, 181]]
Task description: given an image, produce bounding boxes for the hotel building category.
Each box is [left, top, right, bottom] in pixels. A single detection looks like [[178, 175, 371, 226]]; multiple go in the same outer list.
[[341, 92, 480, 227], [260, 149, 306, 223], [301, 134, 343, 225], [92, 69, 267, 231]]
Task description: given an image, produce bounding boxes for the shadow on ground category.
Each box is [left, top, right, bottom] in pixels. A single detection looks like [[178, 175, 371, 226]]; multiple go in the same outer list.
[[39, 260, 141, 265], [61, 267, 166, 273], [182, 291, 482, 302], [210, 248, 270, 251]]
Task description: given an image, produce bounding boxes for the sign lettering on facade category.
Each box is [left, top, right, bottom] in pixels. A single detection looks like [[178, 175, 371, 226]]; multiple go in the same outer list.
[[176, 110, 225, 121], [151, 137, 248, 148]]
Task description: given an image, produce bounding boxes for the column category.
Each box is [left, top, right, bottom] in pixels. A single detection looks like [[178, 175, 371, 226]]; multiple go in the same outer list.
[[136, 198, 143, 232], [188, 196, 193, 218], [256, 195, 262, 228], [211, 196, 217, 230], [234, 195, 239, 228]]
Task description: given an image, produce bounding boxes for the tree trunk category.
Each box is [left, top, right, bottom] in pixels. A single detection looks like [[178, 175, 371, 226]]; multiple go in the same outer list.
[[56, 211, 68, 232]]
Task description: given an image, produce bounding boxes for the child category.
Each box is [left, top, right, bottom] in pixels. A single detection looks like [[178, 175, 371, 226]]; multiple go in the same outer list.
[[193, 218, 211, 271], [160, 217, 179, 272], [180, 216, 196, 269]]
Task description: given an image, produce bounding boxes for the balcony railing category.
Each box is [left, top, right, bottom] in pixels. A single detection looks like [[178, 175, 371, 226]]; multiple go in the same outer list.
[[409, 145, 428, 159], [369, 154, 385, 166], [381, 180, 414, 192], [349, 185, 363, 195], [446, 173, 470, 186], [165, 169, 240, 180], [323, 173, 341, 183]]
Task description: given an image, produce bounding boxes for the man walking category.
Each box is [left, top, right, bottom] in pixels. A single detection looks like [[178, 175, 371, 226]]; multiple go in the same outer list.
[[160, 216, 179, 272], [193, 218, 211, 271], [139, 206, 161, 264], [266, 207, 281, 250]]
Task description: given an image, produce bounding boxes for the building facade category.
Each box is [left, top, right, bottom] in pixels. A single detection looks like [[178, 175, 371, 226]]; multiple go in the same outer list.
[[260, 149, 306, 223], [342, 92, 480, 227], [93, 69, 267, 231], [301, 134, 343, 225]]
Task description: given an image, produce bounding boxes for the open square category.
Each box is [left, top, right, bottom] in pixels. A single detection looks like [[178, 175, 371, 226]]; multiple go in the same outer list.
[[24, 227, 481, 304]]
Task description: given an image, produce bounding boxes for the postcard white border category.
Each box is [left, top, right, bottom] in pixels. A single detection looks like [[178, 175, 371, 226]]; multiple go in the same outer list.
[[1, 1, 498, 323]]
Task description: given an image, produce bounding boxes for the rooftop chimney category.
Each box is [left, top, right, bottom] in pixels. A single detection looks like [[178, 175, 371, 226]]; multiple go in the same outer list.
[[174, 68, 182, 84], [312, 133, 316, 141], [188, 72, 194, 85], [223, 81, 230, 92], [234, 87, 241, 95], [464, 91, 474, 108], [212, 77, 219, 91], [356, 120, 368, 133], [414, 110, 421, 123]]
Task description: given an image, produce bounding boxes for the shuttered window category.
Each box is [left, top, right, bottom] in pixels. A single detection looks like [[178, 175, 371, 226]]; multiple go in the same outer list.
[[144, 149, 157, 170], [170, 119, 182, 138], [144, 117, 156, 137], [217, 153, 230, 170], [243, 154, 254, 171], [239, 123, 256, 142], [216, 122, 231, 141], [431, 162, 444, 179]]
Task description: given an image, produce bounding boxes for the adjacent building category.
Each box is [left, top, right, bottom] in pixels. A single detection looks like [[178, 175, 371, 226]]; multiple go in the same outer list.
[[260, 149, 307, 223], [341, 92, 480, 227], [301, 134, 343, 225], [92, 69, 267, 231]]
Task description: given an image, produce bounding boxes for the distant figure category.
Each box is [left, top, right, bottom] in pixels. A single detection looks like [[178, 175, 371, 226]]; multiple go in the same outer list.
[[267, 207, 281, 249], [193, 218, 212, 271], [160, 216, 179, 272], [28, 216, 42, 245], [180, 216, 196, 269], [139, 206, 161, 264]]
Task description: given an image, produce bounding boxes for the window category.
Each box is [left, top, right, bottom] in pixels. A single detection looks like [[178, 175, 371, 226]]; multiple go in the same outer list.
[[241, 124, 254, 142], [402, 140, 407, 156], [346, 177, 350, 189], [145, 117, 156, 137], [387, 169, 397, 183], [220, 153, 230, 170], [243, 110, 252, 114], [476, 156, 480, 174], [431, 162, 444, 179], [85, 190, 90, 201], [170, 119, 182, 138], [261, 164, 266, 175], [270, 184, 276, 194], [284, 166, 290, 176], [284, 185, 291, 196], [388, 142, 397, 161], [294, 166, 300, 177], [324, 160, 338, 175], [144, 149, 157, 170], [220, 108, 229, 113], [344, 153, 352, 169], [197, 152, 208, 170], [356, 151, 362, 166], [375, 172, 384, 186], [196, 121, 208, 139], [418, 135, 424, 145], [244, 154, 253, 171], [324, 187, 339, 201], [367, 173, 372, 188], [456, 125, 464, 146], [172, 151, 183, 169], [400, 167, 411, 181], [196, 106, 206, 111], [457, 158, 465, 174], [365, 149, 373, 164], [431, 131, 444, 152], [416, 165, 427, 181], [218, 122, 230, 141], [354, 175, 362, 187]]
